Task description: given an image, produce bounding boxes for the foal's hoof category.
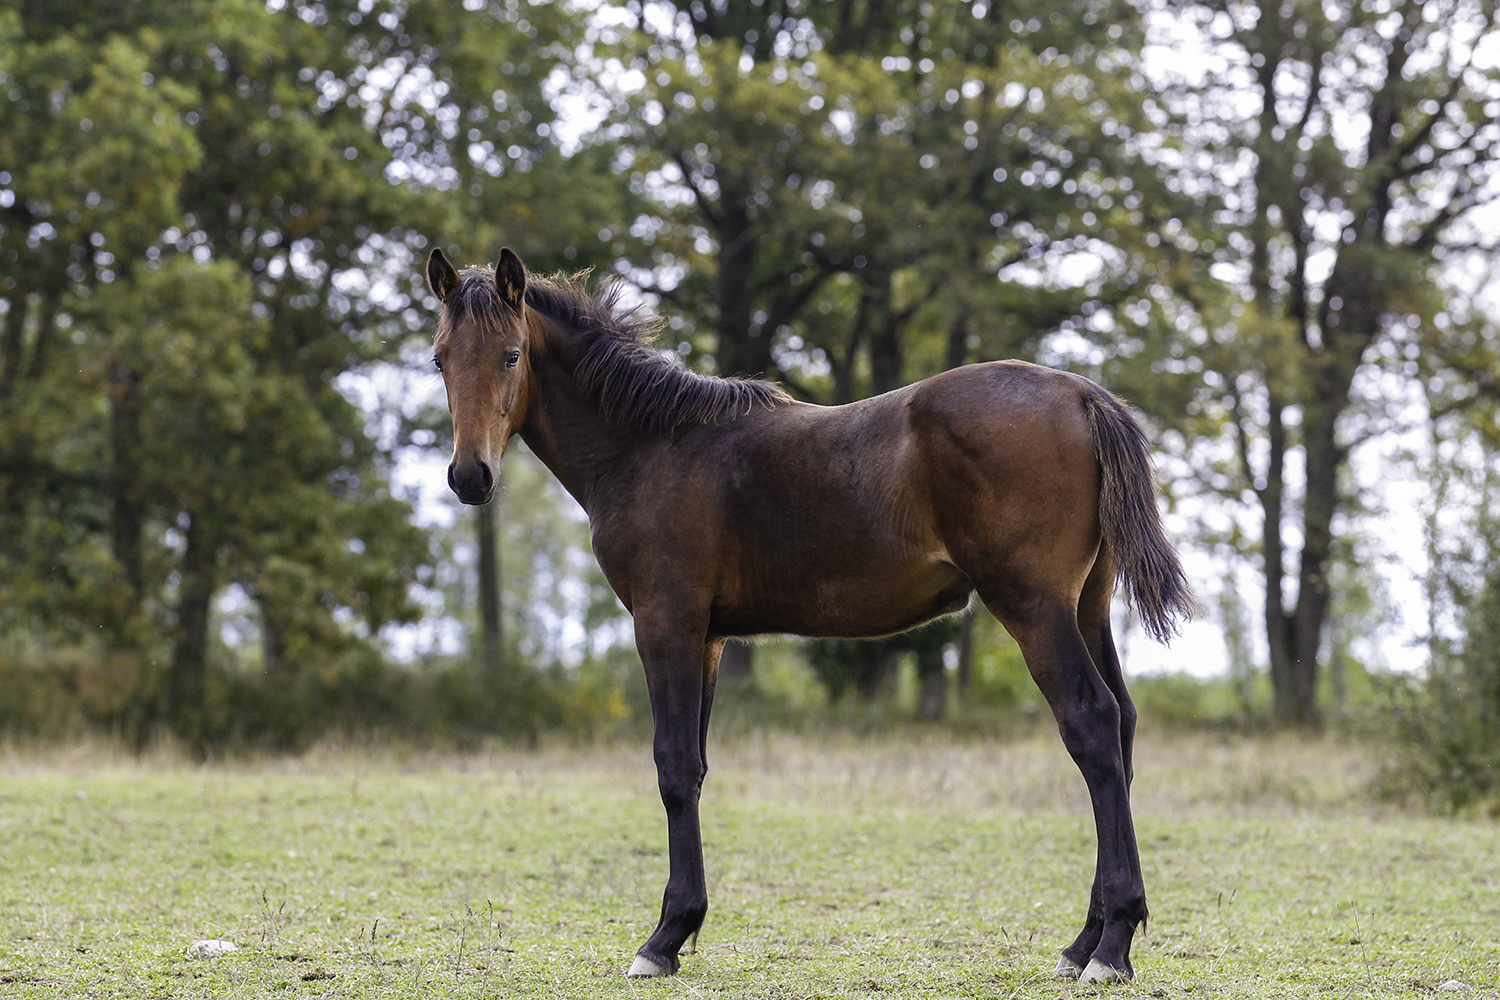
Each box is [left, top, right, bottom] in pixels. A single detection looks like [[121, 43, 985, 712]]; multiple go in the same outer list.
[[1078, 958, 1131, 985], [1055, 956, 1086, 979], [626, 954, 674, 978]]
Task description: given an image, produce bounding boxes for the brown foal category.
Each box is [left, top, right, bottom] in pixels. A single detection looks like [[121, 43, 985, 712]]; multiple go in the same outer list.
[[426, 247, 1195, 984]]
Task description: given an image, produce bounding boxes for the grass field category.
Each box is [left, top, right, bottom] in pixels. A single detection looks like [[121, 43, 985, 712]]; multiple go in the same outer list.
[[1, 731, 1497, 998]]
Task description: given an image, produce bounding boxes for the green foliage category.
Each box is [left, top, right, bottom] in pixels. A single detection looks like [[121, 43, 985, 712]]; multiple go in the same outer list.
[[1377, 427, 1500, 814], [4, 0, 1499, 749], [611, 0, 1171, 401], [806, 635, 903, 702], [1129, 672, 1254, 728], [1096, 0, 1500, 725], [0, 0, 632, 748], [0, 640, 577, 750], [1380, 671, 1500, 817], [961, 613, 1042, 715]]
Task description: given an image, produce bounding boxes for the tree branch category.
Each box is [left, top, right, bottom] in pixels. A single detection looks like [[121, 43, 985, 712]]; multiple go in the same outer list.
[[670, 150, 724, 228], [1391, 2, 1498, 174], [1409, 174, 1500, 253], [1226, 380, 1266, 504], [772, 366, 825, 404], [759, 269, 832, 332]]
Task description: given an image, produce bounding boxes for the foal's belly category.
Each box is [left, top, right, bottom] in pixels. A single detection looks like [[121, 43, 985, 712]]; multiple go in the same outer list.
[[708, 555, 975, 639]]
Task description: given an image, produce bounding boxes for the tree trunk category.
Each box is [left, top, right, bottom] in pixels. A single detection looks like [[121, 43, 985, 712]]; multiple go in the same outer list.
[[108, 359, 145, 608], [1269, 632, 1319, 726], [831, 292, 869, 404], [476, 498, 503, 678], [945, 304, 971, 372], [259, 596, 291, 685], [865, 272, 903, 394], [166, 513, 217, 752], [916, 644, 947, 720], [718, 638, 753, 690], [953, 612, 975, 700], [855, 646, 902, 701], [1246, 48, 1324, 727], [0, 290, 29, 397], [26, 290, 57, 380], [713, 194, 772, 379], [1259, 392, 1316, 726]]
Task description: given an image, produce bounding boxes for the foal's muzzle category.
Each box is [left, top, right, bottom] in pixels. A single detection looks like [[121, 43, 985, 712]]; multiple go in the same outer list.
[[448, 459, 494, 505]]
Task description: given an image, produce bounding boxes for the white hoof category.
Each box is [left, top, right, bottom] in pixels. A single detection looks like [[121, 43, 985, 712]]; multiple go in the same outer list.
[[1079, 958, 1131, 985], [626, 954, 672, 978], [1055, 956, 1085, 979]]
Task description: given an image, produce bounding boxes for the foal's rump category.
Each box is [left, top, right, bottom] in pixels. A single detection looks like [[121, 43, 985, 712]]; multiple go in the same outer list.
[[908, 361, 1108, 592], [909, 360, 1193, 638]]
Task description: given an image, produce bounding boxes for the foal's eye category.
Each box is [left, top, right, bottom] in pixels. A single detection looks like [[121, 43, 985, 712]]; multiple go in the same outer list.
[[432, 357, 443, 373], [505, 349, 521, 369]]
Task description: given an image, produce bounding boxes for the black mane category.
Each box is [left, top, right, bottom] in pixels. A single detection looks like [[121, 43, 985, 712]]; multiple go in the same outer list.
[[445, 265, 790, 434]]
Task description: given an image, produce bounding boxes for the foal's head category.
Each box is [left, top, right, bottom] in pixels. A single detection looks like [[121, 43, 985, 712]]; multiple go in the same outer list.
[[426, 246, 533, 505]]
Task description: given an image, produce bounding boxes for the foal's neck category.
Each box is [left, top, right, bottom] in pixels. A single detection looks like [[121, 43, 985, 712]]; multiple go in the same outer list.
[[517, 321, 641, 514]]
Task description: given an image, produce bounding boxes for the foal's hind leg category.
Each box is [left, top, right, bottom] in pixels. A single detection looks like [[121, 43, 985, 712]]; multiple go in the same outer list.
[[978, 584, 1145, 985], [1054, 553, 1141, 980], [626, 615, 720, 978]]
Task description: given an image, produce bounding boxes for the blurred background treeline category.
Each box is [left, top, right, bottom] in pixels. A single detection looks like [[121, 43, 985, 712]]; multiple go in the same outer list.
[[2, 0, 1499, 808]]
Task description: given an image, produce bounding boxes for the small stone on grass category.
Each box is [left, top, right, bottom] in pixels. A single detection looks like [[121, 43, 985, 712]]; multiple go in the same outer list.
[[1435, 980, 1470, 993], [186, 940, 237, 959]]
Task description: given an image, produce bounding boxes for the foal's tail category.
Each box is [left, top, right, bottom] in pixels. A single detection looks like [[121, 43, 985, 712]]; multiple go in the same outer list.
[[1082, 387, 1197, 643]]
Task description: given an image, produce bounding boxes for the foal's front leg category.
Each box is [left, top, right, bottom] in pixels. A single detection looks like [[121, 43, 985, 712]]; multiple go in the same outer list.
[[626, 613, 719, 978]]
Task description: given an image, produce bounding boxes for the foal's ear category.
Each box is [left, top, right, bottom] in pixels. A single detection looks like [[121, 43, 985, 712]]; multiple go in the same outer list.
[[495, 247, 526, 312], [427, 247, 459, 302]]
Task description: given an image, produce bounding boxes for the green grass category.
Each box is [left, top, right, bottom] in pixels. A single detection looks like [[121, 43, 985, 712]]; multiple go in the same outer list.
[[0, 733, 1497, 998]]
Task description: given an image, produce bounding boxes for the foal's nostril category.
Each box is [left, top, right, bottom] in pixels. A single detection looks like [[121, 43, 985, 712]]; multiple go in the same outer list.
[[447, 459, 495, 503]]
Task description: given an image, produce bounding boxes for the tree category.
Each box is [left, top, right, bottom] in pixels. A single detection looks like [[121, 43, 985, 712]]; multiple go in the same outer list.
[[601, 0, 1183, 702], [1105, 0, 1500, 724], [1380, 357, 1500, 808], [612, 0, 1166, 387], [0, 0, 605, 744]]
